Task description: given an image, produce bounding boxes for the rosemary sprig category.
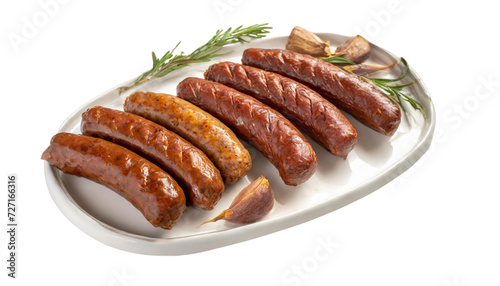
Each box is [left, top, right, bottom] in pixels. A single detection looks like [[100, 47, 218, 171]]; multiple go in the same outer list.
[[324, 55, 425, 118], [322, 54, 356, 65], [369, 58, 426, 118], [118, 23, 272, 93]]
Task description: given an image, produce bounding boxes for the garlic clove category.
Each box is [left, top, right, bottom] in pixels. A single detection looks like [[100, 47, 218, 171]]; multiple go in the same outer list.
[[335, 35, 371, 64], [343, 61, 397, 76], [227, 176, 274, 223], [286, 26, 332, 57], [199, 176, 274, 226]]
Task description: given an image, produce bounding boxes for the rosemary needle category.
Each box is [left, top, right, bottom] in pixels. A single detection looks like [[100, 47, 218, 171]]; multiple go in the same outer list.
[[323, 56, 425, 118], [118, 23, 272, 93], [322, 54, 356, 65], [369, 58, 426, 118]]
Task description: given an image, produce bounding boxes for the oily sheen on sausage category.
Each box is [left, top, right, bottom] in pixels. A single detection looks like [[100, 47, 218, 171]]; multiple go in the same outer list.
[[177, 77, 318, 186], [41, 132, 186, 229], [124, 91, 251, 184], [81, 106, 224, 210], [204, 62, 358, 158], [242, 48, 401, 136]]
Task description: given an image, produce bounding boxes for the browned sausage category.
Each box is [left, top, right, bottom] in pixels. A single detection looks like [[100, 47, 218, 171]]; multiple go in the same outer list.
[[41, 132, 186, 229], [124, 91, 251, 184], [204, 62, 357, 158], [81, 106, 224, 210], [177, 77, 318, 186], [241, 48, 401, 136]]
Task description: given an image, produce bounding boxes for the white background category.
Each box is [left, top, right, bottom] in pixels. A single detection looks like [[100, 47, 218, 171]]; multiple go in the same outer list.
[[1, 0, 499, 285]]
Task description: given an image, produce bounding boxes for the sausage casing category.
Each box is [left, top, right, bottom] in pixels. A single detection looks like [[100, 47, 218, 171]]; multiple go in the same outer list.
[[81, 106, 224, 210], [177, 77, 318, 186], [124, 91, 251, 184], [204, 62, 358, 158], [241, 48, 401, 136], [41, 132, 186, 229]]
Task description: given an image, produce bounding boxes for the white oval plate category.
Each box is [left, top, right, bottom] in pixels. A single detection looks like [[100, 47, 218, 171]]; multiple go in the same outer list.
[[44, 33, 435, 255]]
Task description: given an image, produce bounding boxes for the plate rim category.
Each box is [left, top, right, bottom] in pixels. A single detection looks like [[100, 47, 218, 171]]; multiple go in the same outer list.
[[43, 33, 436, 255]]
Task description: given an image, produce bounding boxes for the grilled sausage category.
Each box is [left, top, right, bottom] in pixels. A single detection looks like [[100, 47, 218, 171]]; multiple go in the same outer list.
[[241, 48, 401, 136], [177, 77, 318, 186], [124, 91, 251, 184], [81, 106, 224, 210], [205, 62, 357, 158], [41, 132, 186, 229]]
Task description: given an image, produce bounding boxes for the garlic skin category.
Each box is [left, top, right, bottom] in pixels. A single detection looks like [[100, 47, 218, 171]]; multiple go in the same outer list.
[[200, 176, 274, 226], [286, 26, 332, 57], [343, 61, 397, 76], [227, 176, 274, 223], [335, 35, 371, 64]]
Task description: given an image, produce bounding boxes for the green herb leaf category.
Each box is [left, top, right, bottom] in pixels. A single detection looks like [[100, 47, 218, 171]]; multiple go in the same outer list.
[[322, 53, 425, 118], [118, 23, 272, 93], [322, 55, 356, 65], [367, 58, 426, 118]]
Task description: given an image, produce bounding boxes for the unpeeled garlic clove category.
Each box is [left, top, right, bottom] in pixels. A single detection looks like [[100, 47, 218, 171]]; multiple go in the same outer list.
[[286, 26, 332, 57], [335, 35, 371, 64], [343, 61, 397, 76], [200, 176, 274, 226]]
